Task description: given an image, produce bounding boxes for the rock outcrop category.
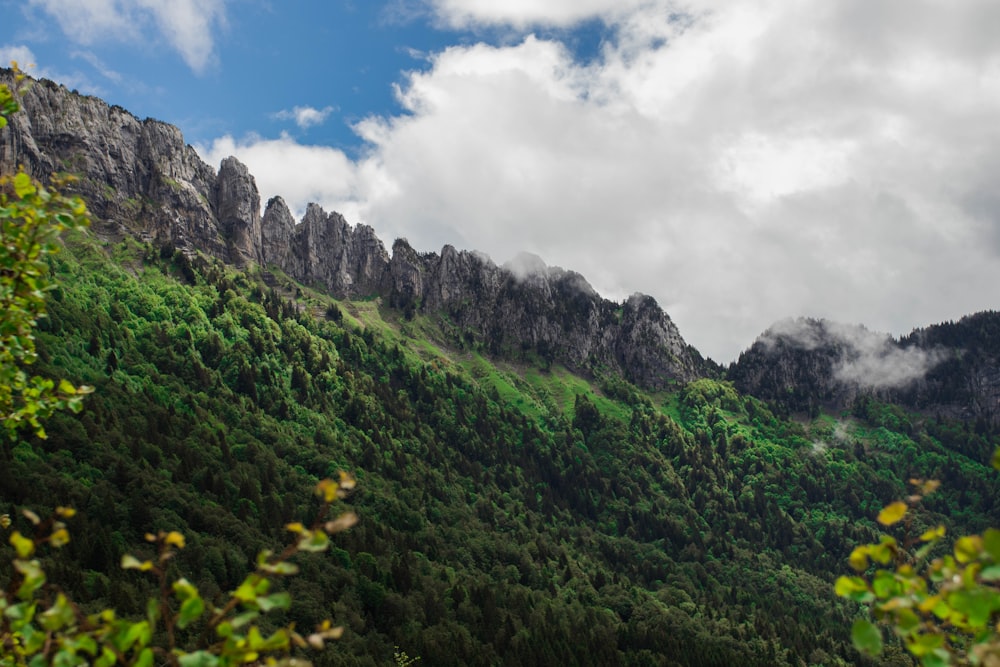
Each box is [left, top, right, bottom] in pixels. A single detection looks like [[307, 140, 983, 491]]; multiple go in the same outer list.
[[728, 314, 1000, 424], [0, 69, 708, 388]]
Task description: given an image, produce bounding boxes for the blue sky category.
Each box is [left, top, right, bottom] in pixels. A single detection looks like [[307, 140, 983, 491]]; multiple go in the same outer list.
[[3, 1, 1000, 364]]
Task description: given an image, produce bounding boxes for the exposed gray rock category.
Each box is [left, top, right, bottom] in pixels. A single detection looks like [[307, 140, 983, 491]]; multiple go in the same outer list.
[[261, 196, 295, 267], [728, 314, 1000, 425], [0, 68, 709, 388], [216, 156, 262, 266]]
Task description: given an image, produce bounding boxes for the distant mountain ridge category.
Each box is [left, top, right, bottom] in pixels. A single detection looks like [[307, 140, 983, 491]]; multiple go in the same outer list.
[[5, 68, 999, 411], [728, 314, 1000, 425], [0, 69, 707, 388]]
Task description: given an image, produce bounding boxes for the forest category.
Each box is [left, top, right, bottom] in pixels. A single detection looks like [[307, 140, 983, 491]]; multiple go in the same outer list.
[[1, 223, 998, 665]]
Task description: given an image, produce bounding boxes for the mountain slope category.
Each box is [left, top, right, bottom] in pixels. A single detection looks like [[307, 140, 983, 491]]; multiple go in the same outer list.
[[3, 230, 995, 666], [1, 68, 709, 390], [2, 69, 1000, 666]]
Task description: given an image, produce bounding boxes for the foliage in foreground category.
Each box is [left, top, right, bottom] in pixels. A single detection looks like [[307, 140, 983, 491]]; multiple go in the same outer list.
[[838, 461, 1000, 666], [0, 66, 91, 438], [0, 475, 356, 666]]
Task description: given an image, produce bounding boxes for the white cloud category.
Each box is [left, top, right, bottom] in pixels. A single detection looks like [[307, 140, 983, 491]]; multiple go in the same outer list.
[[760, 318, 946, 390], [0, 44, 101, 93], [427, 0, 653, 29], [206, 0, 1000, 362], [27, 0, 225, 73], [70, 50, 123, 83], [0, 45, 39, 70], [195, 132, 362, 222], [272, 106, 336, 130]]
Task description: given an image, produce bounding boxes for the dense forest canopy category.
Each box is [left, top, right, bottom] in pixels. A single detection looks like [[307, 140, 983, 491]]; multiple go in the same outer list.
[[1, 227, 996, 665]]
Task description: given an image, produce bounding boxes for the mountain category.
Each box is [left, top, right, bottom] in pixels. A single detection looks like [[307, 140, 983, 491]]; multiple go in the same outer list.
[[729, 315, 1000, 427], [0, 68, 708, 391], [3, 69, 1000, 666]]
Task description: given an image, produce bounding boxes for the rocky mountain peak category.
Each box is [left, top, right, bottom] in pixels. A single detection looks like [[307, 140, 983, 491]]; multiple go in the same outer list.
[[216, 156, 262, 266], [1, 68, 709, 388]]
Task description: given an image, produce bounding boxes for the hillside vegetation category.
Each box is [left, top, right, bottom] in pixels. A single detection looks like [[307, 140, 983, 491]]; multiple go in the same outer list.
[[3, 231, 998, 665]]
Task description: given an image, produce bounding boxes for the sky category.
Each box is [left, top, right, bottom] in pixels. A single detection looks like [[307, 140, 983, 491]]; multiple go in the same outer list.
[[2, 0, 1000, 363]]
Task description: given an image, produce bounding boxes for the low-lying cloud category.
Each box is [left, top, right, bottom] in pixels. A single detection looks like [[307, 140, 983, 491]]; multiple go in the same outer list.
[[762, 318, 947, 390]]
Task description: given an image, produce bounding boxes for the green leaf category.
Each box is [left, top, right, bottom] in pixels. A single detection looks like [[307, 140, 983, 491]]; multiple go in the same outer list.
[[229, 610, 259, 629], [256, 592, 291, 612], [38, 593, 74, 631], [835, 576, 873, 602], [920, 649, 951, 667], [13, 558, 46, 599], [177, 595, 205, 629], [948, 589, 1000, 628], [983, 528, 1000, 562], [297, 529, 329, 552], [177, 651, 220, 667], [234, 577, 259, 603], [851, 618, 884, 656], [906, 632, 944, 657], [133, 649, 154, 667], [872, 571, 898, 598]]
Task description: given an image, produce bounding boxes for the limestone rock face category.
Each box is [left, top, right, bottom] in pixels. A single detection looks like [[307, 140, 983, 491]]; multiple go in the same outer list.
[[0, 68, 710, 388], [261, 196, 296, 266], [0, 75, 223, 255], [215, 156, 262, 266], [728, 314, 1000, 425], [279, 203, 391, 297]]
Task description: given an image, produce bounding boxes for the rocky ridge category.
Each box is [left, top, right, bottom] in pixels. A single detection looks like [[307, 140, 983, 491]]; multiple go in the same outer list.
[[728, 315, 1000, 425], [1, 70, 707, 388]]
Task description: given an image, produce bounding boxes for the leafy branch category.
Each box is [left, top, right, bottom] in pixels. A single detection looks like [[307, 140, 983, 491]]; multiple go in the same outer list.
[[1, 474, 358, 666]]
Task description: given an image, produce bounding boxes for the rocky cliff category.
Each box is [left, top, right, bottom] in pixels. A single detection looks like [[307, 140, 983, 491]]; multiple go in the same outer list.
[[728, 315, 1000, 424], [0, 69, 707, 388]]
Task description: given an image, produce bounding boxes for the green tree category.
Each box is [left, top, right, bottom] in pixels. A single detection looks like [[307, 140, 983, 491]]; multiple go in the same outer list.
[[0, 65, 91, 439], [0, 67, 358, 666]]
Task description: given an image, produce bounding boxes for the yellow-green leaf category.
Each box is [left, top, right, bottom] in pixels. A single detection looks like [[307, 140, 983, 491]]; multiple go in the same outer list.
[[10, 531, 34, 559], [121, 554, 153, 571], [955, 535, 984, 564], [877, 501, 907, 527], [919, 525, 946, 542], [848, 546, 869, 572], [13, 172, 35, 198]]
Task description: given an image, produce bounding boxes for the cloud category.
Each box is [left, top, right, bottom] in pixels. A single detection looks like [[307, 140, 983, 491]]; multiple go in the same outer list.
[[70, 50, 123, 83], [0, 44, 101, 94], [205, 1, 1000, 361], [195, 132, 363, 222], [760, 318, 947, 390], [0, 45, 39, 70], [426, 0, 656, 29], [272, 106, 336, 130], [27, 0, 225, 73]]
